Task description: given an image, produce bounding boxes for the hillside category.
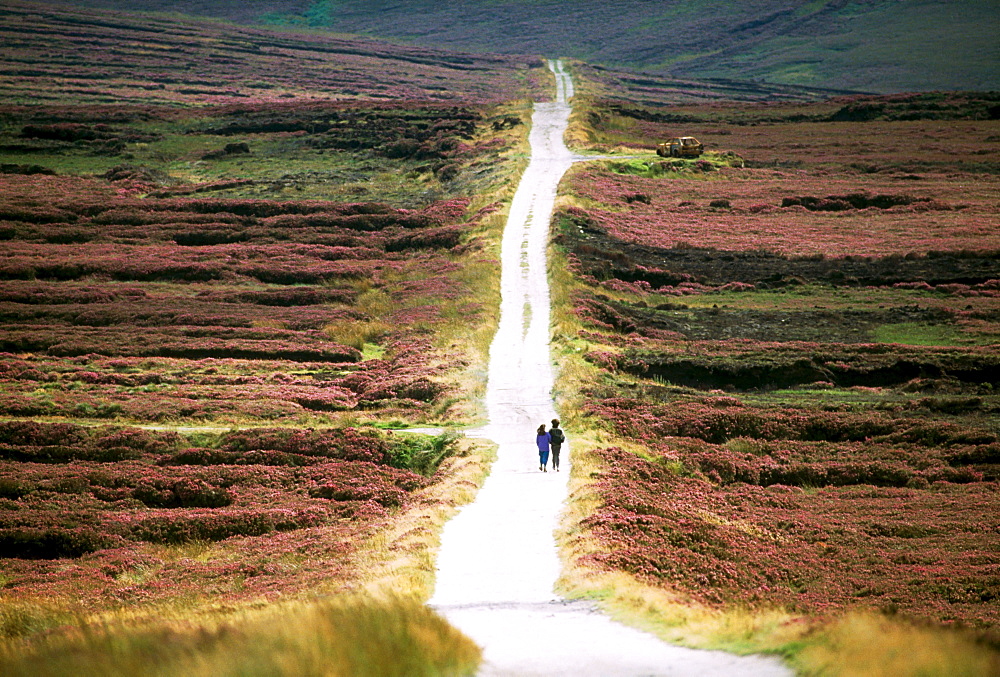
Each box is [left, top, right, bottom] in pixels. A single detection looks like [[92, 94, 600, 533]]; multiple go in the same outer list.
[[0, 0, 543, 106], [53, 0, 1000, 93]]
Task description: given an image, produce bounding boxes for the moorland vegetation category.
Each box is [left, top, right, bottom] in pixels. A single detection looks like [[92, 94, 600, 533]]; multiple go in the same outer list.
[[0, 2, 544, 673], [54, 0, 1000, 93], [2, 0, 999, 674], [552, 94, 1000, 673]]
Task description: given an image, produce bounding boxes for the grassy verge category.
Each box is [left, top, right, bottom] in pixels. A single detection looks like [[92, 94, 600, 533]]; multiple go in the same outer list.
[[358, 437, 499, 599], [429, 100, 533, 425]]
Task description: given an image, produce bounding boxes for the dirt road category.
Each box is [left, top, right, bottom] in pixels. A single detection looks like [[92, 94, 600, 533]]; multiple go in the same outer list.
[[429, 60, 790, 676]]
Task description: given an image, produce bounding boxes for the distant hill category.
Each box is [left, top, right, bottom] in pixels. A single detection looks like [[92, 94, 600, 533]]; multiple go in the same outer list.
[[52, 0, 1000, 94], [0, 0, 542, 106]]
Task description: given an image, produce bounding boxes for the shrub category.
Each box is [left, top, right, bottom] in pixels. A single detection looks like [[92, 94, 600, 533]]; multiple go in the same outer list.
[[0, 421, 86, 447], [131, 509, 325, 544], [0, 478, 33, 499], [133, 479, 232, 509], [0, 528, 120, 559], [387, 431, 459, 475], [309, 482, 408, 508]]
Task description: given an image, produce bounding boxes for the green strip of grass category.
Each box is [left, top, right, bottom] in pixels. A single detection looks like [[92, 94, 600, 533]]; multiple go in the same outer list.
[[874, 322, 977, 347]]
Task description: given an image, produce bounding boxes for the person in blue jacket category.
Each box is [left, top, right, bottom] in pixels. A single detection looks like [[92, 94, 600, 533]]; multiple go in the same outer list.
[[536, 424, 551, 472]]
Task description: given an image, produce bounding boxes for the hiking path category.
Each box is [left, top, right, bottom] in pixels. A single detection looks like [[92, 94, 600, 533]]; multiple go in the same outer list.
[[429, 60, 790, 677]]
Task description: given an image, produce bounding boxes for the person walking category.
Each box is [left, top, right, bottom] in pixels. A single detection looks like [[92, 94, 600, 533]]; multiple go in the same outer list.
[[535, 424, 551, 472], [549, 418, 565, 471]]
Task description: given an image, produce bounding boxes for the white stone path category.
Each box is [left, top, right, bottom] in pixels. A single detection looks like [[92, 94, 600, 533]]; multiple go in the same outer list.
[[428, 60, 791, 677]]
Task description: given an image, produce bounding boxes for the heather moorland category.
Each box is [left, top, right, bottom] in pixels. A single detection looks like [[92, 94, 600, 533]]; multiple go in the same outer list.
[[551, 96, 1000, 671], [0, 3, 548, 673], [1, 0, 999, 674], [54, 0, 1000, 93]]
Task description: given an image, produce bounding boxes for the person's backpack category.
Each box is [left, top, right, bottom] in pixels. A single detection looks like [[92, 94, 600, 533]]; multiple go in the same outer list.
[[550, 427, 565, 444]]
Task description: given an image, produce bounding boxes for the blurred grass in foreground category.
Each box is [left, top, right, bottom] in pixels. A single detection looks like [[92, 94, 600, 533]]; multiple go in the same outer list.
[[0, 596, 480, 677], [793, 611, 1000, 677]]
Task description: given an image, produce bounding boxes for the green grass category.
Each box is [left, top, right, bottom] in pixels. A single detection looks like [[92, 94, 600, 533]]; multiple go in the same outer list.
[[0, 100, 528, 207], [361, 343, 387, 360], [0, 153, 126, 176], [874, 322, 979, 347], [389, 431, 461, 476], [603, 152, 743, 178], [735, 388, 966, 418], [693, 1, 1000, 92], [143, 138, 452, 205], [590, 282, 1000, 348]]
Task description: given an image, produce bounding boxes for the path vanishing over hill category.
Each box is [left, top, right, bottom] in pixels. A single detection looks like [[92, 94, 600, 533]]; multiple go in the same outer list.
[[428, 60, 790, 677]]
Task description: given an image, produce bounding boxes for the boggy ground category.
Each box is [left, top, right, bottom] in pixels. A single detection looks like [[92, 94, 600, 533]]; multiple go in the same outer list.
[[553, 94, 1000, 663]]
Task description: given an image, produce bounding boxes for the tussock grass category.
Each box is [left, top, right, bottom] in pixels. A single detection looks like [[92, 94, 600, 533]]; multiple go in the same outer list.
[[564, 95, 653, 154], [250, 318, 290, 329], [558, 566, 801, 657], [431, 255, 501, 355], [547, 236, 616, 425], [355, 288, 396, 318], [0, 596, 480, 677], [0, 603, 78, 642], [323, 319, 392, 350], [561, 65, 611, 152], [793, 612, 1000, 677], [565, 99, 601, 150]]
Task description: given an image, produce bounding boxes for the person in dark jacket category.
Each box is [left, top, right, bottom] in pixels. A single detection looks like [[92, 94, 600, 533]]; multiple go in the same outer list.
[[549, 418, 565, 471], [536, 424, 550, 472]]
